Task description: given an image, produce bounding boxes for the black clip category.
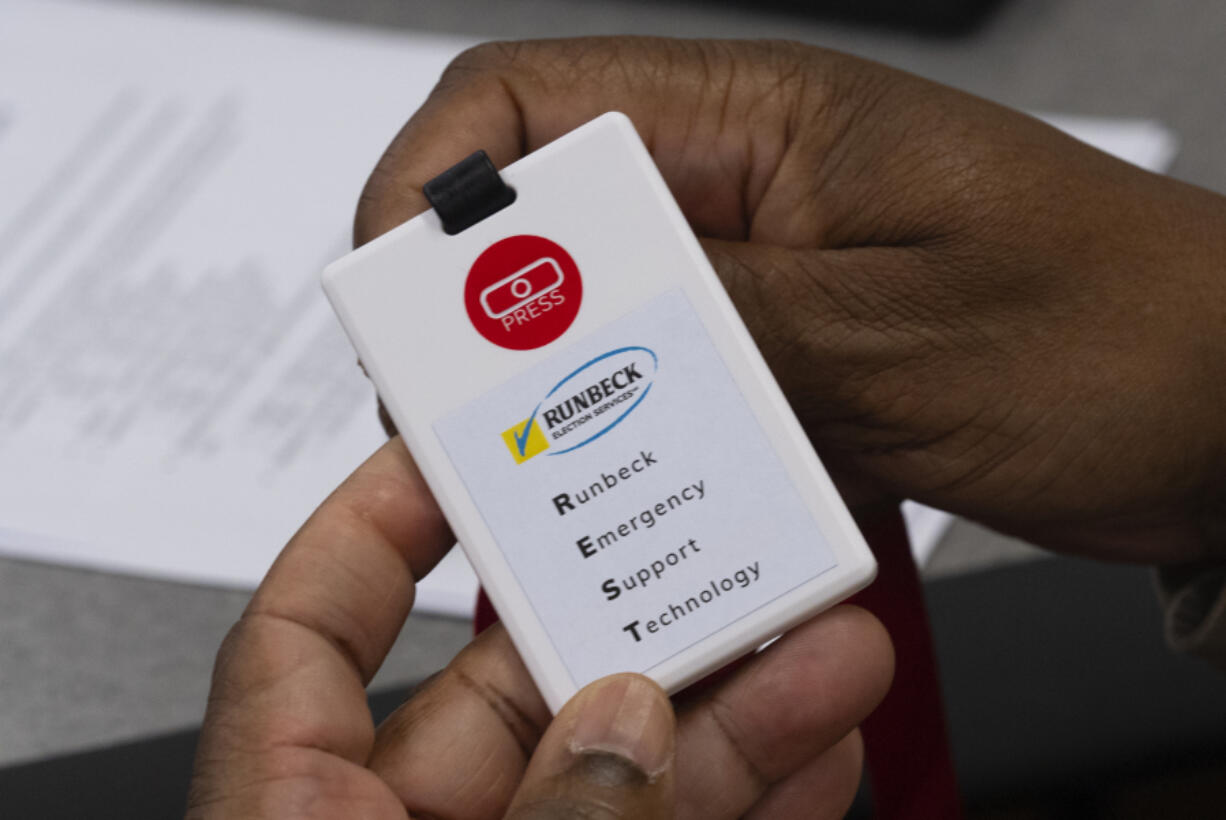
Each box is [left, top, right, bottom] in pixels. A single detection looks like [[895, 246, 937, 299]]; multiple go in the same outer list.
[[422, 150, 516, 235]]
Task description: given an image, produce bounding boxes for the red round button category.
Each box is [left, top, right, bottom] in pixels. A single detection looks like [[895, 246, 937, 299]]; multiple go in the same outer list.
[[464, 235, 583, 350]]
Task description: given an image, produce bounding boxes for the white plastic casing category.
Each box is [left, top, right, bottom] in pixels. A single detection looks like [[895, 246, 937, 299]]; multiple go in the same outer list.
[[323, 113, 876, 711]]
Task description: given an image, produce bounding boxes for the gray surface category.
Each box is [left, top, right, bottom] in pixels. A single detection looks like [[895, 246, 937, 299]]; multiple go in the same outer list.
[[4, 0, 1224, 768], [0, 556, 470, 765]]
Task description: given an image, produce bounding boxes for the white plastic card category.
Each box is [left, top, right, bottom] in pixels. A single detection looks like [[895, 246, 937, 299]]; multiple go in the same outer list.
[[323, 113, 876, 710]]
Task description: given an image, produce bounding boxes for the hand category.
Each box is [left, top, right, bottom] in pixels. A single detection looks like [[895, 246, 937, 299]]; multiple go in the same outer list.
[[356, 39, 1226, 564], [186, 438, 893, 819]]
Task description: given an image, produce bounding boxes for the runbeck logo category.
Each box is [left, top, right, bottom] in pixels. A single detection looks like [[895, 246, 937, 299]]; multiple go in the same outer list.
[[502, 346, 657, 464]]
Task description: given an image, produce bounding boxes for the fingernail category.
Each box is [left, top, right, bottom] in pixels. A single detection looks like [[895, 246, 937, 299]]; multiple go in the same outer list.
[[569, 675, 673, 778]]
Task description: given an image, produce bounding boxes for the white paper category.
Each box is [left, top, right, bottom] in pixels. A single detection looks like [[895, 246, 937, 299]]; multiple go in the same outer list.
[[0, 0, 1180, 605], [0, 0, 480, 614]]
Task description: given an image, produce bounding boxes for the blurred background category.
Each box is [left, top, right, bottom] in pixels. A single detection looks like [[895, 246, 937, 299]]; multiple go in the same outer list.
[[1, 0, 1224, 817]]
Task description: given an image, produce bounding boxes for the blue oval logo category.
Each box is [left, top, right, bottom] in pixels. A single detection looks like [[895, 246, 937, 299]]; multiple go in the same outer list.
[[526, 346, 657, 456]]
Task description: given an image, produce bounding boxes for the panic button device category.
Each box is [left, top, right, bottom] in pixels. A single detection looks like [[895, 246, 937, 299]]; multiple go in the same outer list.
[[322, 113, 877, 712], [464, 234, 582, 350]]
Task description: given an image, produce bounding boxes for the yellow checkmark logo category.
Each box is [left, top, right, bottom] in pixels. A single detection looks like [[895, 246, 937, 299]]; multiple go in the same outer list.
[[502, 417, 549, 463]]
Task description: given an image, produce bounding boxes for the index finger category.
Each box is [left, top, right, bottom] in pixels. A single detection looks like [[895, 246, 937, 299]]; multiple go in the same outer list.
[[192, 438, 452, 781], [354, 38, 860, 247]]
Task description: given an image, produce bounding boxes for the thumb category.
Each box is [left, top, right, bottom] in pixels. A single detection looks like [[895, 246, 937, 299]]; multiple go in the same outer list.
[[504, 674, 675, 820], [700, 237, 866, 413], [702, 238, 904, 514]]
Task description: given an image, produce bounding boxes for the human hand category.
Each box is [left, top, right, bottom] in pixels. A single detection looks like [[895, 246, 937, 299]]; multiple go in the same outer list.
[[186, 438, 892, 819], [356, 39, 1226, 564]]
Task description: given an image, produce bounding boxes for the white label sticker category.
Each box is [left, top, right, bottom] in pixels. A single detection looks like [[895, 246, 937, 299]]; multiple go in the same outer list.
[[434, 290, 837, 685]]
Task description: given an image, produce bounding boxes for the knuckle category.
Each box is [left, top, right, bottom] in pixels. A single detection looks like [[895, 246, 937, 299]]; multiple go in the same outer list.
[[209, 613, 290, 697], [437, 661, 545, 757], [210, 615, 258, 687], [443, 40, 515, 75], [439, 39, 536, 88], [794, 46, 896, 132]]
